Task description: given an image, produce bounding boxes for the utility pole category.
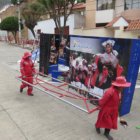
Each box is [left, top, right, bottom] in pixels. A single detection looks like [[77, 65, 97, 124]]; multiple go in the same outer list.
[[17, 0, 21, 44]]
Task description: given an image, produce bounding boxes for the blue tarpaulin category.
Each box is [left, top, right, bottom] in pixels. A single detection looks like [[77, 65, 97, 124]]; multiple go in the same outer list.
[[31, 49, 40, 61]]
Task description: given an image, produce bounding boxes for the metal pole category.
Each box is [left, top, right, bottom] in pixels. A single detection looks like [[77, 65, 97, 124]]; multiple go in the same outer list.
[[41, 73, 102, 98], [16, 77, 89, 113], [17, 0, 21, 44]]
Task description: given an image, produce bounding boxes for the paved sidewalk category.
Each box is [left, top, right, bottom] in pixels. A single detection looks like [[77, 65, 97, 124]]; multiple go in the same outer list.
[[0, 42, 140, 140]]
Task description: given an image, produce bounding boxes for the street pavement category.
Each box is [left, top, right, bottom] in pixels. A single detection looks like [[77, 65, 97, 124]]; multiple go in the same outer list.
[[0, 41, 140, 140]]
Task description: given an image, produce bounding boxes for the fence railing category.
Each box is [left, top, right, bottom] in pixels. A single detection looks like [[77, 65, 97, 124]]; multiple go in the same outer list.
[[0, 35, 40, 51]]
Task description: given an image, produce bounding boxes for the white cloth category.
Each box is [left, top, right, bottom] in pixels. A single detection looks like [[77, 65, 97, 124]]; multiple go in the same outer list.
[[99, 51, 118, 68]]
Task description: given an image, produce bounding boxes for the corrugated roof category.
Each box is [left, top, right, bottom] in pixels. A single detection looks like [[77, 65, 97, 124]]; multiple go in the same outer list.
[[125, 19, 140, 31]]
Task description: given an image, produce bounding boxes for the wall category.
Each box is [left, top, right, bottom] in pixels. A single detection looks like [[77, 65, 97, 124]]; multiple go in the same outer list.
[[28, 14, 75, 40], [115, 0, 124, 17], [96, 9, 115, 23], [74, 26, 140, 39], [114, 27, 140, 39], [85, 0, 96, 28], [121, 9, 140, 20], [0, 30, 7, 39], [74, 12, 85, 29], [74, 27, 114, 37]]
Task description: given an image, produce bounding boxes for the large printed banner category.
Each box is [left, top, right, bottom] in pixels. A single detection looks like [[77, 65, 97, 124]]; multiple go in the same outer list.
[[69, 36, 140, 116], [40, 33, 140, 116], [70, 36, 131, 98]]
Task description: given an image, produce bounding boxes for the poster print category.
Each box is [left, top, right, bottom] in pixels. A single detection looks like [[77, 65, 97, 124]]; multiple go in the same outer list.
[[57, 36, 70, 82], [69, 36, 132, 99], [48, 35, 70, 82], [49, 35, 58, 65]]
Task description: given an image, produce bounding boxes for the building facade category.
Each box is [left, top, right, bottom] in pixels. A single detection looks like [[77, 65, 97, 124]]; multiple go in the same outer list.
[[0, 0, 140, 39], [74, 0, 140, 39], [28, 3, 86, 39]]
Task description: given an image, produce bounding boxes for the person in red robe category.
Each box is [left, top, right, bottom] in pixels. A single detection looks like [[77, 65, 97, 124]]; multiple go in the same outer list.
[[95, 76, 131, 140], [20, 52, 35, 96]]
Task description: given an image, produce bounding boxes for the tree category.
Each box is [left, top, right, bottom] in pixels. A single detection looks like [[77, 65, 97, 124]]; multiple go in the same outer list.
[[0, 16, 23, 43], [37, 0, 83, 35], [77, 0, 85, 2], [11, 0, 27, 5], [21, 2, 45, 38]]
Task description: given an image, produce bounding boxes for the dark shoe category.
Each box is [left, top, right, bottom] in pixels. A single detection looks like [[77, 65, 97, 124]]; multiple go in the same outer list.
[[104, 133, 113, 140], [28, 94, 34, 96], [20, 88, 23, 93], [95, 127, 100, 134]]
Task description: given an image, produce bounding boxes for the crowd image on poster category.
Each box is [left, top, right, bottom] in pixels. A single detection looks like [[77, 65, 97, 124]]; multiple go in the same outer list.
[[48, 35, 70, 82], [57, 36, 70, 82], [69, 36, 132, 99], [49, 35, 58, 65], [58, 36, 70, 67], [48, 35, 70, 66]]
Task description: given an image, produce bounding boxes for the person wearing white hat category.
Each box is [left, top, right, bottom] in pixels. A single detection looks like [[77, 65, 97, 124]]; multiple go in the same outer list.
[[91, 40, 123, 92], [78, 59, 88, 85], [100, 40, 118, 69], [95, 76, 131, 140]]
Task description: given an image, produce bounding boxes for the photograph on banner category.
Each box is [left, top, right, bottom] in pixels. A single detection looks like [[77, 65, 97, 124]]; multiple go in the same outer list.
[[69, 36, 132, 100], [49, 35, 58, 65], [58, 36, 70, 82], [48, 35, 59, 76], [48, 35, 70, 82], [58, 36, 70, 66]]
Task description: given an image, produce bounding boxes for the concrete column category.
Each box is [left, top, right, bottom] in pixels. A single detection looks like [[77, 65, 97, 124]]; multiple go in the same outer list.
[[115, 0, 125, 17], [85, 0, 96, 28]]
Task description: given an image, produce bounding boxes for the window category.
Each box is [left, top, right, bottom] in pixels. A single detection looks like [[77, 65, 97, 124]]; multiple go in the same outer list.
[[97, 0, 115, 10], [125, 0, 140, 10], [96, 23, 108, 27], [55, 26, 69, 35]]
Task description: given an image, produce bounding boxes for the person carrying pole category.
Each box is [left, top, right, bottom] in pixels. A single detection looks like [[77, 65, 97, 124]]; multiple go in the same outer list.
[[20, 52, 35, 96], [95, 76, 131, 140]]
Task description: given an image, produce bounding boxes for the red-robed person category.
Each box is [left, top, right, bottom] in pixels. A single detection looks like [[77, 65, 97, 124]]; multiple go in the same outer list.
[[20, 52, 35, 96], [95, 76, 131, 140]]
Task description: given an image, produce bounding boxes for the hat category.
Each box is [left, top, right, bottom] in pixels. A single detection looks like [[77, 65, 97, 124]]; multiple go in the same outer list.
[[23, 52, 32, 59], [82, 59, 87, 63], [88, 64, 92, 67], [102, 40, 115, 48], [60, 41, 65, 46], [112, 76, 131, 87]]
